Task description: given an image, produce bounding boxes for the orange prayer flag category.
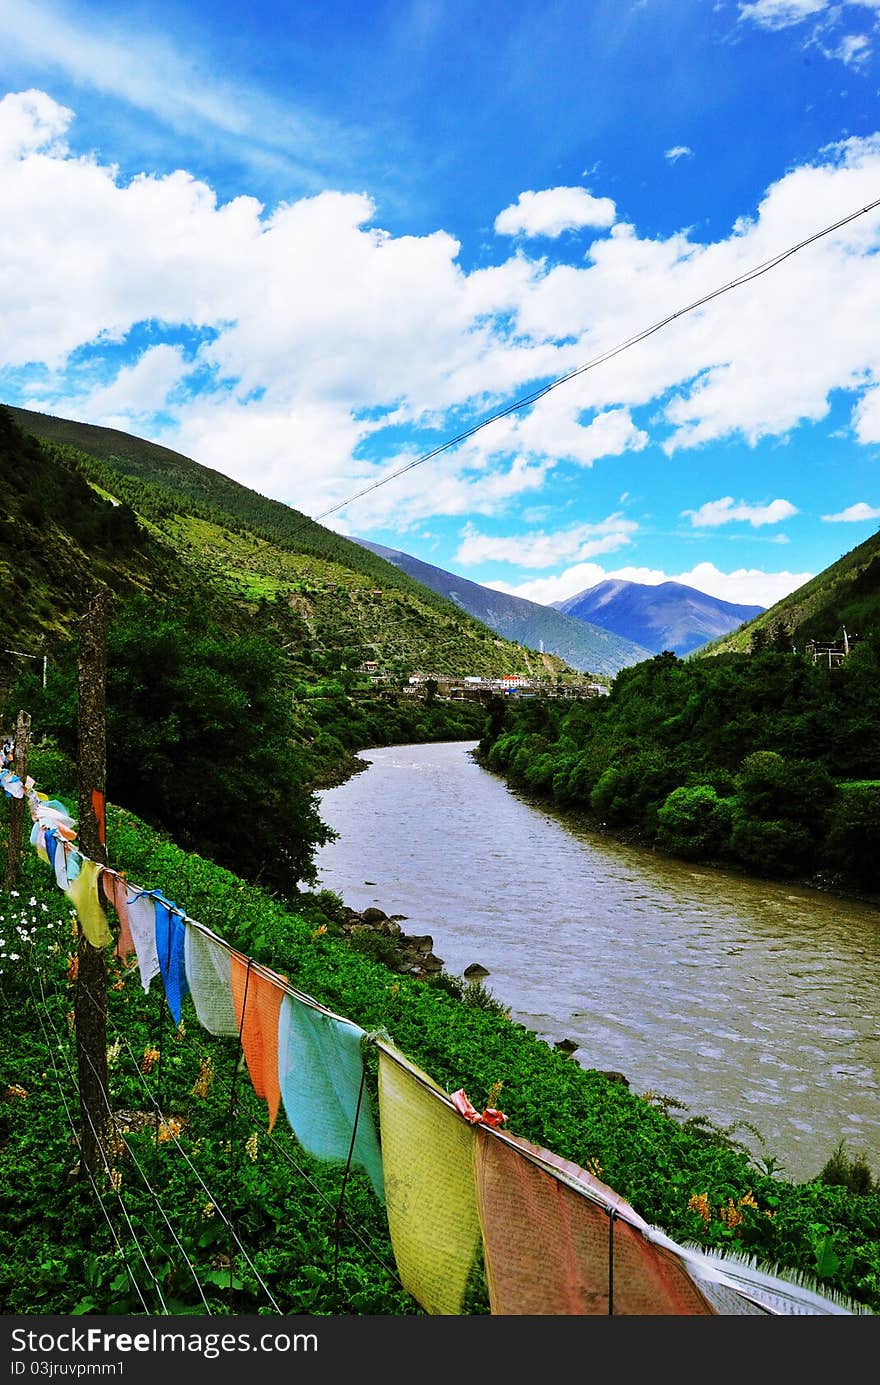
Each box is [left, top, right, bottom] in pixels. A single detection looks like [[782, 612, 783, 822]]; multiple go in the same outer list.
[[106, 873, 136, 961], [474, 1131, 715, 1315], [230, 957, 284, 1130]]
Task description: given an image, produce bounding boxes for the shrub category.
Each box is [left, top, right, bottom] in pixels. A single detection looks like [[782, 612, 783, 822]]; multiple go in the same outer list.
[[656, 785, 734, 860], [824, 785, 880, 890], [818, 1142, 875, 1195], [729, 815, 811, 875]]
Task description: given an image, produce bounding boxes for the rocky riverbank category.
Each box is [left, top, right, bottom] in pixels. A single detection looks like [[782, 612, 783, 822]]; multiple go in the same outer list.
[[331, 897, 631, 1083]]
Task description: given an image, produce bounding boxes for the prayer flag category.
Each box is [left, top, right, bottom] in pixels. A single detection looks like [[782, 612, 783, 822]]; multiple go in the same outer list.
[[184, 926, 239, 1035], [231, 957, 284, 1130], [65, 858, 113, 949], [474, 1131, 714, 1315], [278, 996, 384, 1201], [377, 1045, 481, 1315]]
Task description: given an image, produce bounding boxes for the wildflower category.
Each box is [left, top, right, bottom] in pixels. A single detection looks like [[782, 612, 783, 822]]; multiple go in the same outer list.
[[66, 955, 79, 983], [739, 1191, 759, 1210], [585, 1157, 603, 1178], [157, 1116, 185, 1143], [486, 1079, 504, 1110], [141, 1046, 161, 1074], [688, 1192, 711, 1225], [108, 1169, 123, 1192], [720, 1198, 745, 1230], [191, 1057, 215, 1099], [106, 1039, 121, 1066], [245, 1131, 259, 1162], [202, 1202, 216, 1219], [4, 1084, 28, 1100], [311, 923, 327, 939]]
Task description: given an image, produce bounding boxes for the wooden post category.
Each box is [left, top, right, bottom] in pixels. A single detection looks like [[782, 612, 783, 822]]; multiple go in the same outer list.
[[3, 708, 31, 891], [74, 590, 110, 1179]]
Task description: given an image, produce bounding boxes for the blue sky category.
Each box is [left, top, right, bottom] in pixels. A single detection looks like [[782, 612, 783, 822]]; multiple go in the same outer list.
[[2, 0, 880, 610]]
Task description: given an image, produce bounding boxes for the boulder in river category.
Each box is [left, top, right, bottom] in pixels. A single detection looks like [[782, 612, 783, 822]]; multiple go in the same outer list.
[[361, 906, 388, 926], [463, 962, 490, 982]]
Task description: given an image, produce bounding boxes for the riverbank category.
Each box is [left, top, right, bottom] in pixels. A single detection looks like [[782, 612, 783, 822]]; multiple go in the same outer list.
[[312, 739, 880, 1187], [470, 747, 880, 913]]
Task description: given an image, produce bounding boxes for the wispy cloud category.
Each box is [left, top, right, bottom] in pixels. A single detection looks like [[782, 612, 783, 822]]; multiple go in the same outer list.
[[737, 1, 879, 71], [0, 0, 361, 190], [821, 500, 880, 521], [738, 1, 838, 32], [832, 32, 872, 67], [682, 497, 799, 527], [665, 145, 694, 163]]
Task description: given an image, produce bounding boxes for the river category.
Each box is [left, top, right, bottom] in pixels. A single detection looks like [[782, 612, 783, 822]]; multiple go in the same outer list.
[[312, 740, 880, 1184]]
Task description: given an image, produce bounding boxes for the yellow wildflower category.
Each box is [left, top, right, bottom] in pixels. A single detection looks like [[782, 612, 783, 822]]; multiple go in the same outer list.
[[720, 1198, 745, 1229], [245, 1131, 259, 1162], [157, 1116, 185, 1143], [688, 1192, 711, 1225], [191, 1057, 215, 1099], [585, 1158, 603, 1179], [140, 1046, 161, 1074], [4, 1084, 28, 1101]]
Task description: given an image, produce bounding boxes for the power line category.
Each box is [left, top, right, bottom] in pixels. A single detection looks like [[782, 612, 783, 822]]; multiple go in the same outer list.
[[312, 193, 880, 523]]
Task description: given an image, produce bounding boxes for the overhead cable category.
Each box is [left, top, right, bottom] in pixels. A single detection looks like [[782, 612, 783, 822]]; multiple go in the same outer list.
[[312, 193, 880, 522]]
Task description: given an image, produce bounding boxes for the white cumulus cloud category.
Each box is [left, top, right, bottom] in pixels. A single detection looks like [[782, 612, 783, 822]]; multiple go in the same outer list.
[[1, 91, 880, 530], [454, 516, 637, 569], [494, 187, 617, 238], [821, 501, 880, 521], [682, 496, 799, 527]]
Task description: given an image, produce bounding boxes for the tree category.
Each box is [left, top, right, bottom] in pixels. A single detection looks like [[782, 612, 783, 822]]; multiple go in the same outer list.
[[8, 594, 334, 896]]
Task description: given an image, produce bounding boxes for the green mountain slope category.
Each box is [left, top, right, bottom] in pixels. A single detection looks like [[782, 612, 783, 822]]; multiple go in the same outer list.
[[699, 528, 880, 657], [355, 537, 651, 676], [2, 405, 574, 683]]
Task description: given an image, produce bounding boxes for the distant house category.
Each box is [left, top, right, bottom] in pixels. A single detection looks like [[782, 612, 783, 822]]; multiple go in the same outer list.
[[804, 629, 862, 667]]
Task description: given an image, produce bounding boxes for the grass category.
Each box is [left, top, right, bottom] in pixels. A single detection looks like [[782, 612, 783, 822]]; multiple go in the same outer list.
[[1, 794, 879, 1316]]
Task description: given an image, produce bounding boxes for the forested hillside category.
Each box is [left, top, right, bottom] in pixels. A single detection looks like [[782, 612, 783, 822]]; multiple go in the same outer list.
[[1, 405, 563, 897], [3, 405, 571, 684], [479, 645, 880, 892], [699, 527, 880, 656]]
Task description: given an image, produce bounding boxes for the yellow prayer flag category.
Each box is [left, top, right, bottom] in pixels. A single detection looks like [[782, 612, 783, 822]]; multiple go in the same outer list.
[[377, 1045, 480, 1316], [66, 859, 113, 949]]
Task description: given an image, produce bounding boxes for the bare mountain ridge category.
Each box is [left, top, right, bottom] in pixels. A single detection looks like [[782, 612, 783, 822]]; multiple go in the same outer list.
[[554, 578, 764, 657]]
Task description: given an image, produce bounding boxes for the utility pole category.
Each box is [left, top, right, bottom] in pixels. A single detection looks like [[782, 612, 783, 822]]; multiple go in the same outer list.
[[2, 708, 31, 891], [74, 590, 110, 1179]]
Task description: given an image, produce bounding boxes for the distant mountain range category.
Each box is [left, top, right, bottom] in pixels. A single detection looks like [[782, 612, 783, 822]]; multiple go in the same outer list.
[[353, 539, 653, 675], [554, 579, 765, 657]]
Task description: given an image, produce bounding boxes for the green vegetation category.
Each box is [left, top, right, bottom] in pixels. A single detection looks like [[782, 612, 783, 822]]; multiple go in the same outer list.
[[1, 797, 878, 1314], [479, 644, 880, 892], [4, 407, 880, 1315], [1, 406, 571, 686], [699, 524, 880, 656]]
